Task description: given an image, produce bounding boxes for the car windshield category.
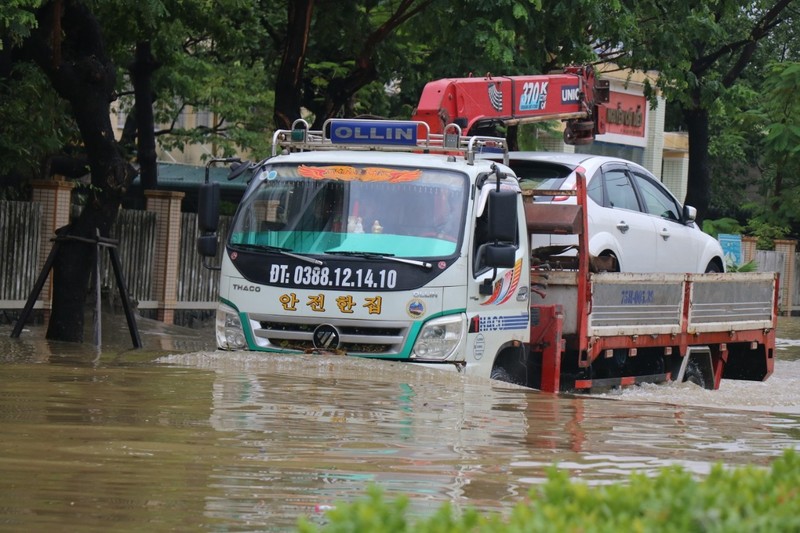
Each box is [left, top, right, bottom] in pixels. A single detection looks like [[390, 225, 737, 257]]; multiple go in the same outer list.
[[228, 163, 468, 258]]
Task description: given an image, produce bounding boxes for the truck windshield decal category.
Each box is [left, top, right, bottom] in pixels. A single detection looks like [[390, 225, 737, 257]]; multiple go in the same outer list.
[[297, 165, 422, 182]]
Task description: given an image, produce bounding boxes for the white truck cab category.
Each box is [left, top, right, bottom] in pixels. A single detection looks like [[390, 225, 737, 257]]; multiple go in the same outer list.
[[198, 119, 531, 379]]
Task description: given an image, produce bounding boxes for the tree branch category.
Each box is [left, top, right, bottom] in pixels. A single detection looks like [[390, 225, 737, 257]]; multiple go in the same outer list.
[[691, 0, 793, 80]]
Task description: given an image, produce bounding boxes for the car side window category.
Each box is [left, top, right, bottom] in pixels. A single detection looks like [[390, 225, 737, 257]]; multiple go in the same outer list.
[[586, 171, 605, 206], [603, 168, 640, 211], [632, 172, 682, 221]]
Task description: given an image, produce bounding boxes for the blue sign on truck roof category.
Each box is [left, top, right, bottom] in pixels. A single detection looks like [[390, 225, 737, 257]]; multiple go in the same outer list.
[[328, 119, 418, 146]]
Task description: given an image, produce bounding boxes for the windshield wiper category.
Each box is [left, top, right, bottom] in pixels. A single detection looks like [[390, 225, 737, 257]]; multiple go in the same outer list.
[[235, 244, 324, 266], [325, 250, 431, 269]]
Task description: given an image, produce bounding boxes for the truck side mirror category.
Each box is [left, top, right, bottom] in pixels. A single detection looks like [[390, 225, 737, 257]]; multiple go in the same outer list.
[[197, 234, 218, 258], [227, 160, 252, 181], [487, 189, 517, 241], [198, 182, 220, 232], [483, 243, 516, 268], [481, 188, 518, 275], [197, 182, 222, 269]]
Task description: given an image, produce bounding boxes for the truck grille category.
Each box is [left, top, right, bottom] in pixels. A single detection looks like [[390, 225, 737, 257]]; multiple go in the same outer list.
[[249, 314, 410, 355]]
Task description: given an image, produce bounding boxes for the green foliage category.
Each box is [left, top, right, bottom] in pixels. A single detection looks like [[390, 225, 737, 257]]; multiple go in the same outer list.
[[744, 217, 791, 250], [701, 217, 743, 239], [706, 84, 763, 216], [761, 62, 800, 157], [756, 62, 800, 216], [0, 0, 41, 50], [300, 449, 800, 532], [611, 1, 795, 220], [297, 486, 411, 533], [517, 121, 562, 150], [0, 63, 76, 179], [219, 200, 237, 217], [727, 259, 758, 273], [97, 0, 272, 157], [393, 0, 606, 118]]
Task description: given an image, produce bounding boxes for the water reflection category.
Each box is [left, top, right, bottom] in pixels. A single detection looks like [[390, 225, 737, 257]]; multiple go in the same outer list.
[[777, 316, 800, 361], [0, 317, 799, 530]]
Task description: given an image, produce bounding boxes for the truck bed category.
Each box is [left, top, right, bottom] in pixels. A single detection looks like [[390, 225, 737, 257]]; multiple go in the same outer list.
[[531, 270, 777, 337]]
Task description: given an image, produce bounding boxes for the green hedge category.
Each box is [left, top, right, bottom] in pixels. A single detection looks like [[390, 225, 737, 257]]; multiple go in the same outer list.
[[298, 449, 800, 532]]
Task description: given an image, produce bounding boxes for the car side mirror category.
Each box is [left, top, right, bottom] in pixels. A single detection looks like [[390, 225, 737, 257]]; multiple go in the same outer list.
[[683, 205, 697, 223]]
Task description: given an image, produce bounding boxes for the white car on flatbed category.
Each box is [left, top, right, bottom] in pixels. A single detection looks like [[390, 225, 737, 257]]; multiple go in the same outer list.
[[497, 152, 725, 273]]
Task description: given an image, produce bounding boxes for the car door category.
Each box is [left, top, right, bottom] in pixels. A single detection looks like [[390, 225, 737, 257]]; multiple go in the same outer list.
[[630, 170, 700, 272], [590, 165, 657, 272]]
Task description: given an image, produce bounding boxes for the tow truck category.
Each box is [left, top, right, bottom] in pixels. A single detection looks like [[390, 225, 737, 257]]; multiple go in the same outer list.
[[196, 67, 777, 392]]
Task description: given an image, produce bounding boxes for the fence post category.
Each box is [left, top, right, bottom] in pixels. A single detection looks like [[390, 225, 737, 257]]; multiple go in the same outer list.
[[30, 178, 75, 321], [741, 236, 758, 264], [145, 190, 185, 324], [774, 239, 796, 316]]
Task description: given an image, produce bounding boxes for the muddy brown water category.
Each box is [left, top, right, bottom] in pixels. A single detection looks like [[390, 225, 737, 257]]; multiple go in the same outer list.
[[1, 315, 799, 531]]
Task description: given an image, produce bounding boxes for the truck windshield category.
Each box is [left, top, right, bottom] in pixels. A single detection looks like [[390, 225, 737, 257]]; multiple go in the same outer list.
[[228, 163, 468, 258]]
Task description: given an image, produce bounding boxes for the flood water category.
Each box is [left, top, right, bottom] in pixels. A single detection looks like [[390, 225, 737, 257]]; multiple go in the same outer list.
[[1, 314, 799, 531]]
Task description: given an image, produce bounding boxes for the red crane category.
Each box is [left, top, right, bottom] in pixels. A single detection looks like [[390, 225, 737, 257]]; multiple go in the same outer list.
[[411, 65, 609, 145]]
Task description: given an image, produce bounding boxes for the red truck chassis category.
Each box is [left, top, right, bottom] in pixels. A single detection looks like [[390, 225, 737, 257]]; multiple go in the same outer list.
[[525, 173, 777, 393]]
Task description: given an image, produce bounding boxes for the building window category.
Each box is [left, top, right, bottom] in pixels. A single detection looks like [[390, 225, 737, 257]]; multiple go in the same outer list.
[[196, 109, 212, 128]]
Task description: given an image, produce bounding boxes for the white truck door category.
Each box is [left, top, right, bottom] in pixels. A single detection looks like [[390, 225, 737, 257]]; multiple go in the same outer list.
[[466, 183, 530, 377]]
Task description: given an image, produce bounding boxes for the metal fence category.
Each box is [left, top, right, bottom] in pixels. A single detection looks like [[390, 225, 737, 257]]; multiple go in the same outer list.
[[0, 201, 42, 305], [101, 209, 157, 306], [100, 210, 230, 311], [1, 203, 228, 320], [176, 212, 230, 306]]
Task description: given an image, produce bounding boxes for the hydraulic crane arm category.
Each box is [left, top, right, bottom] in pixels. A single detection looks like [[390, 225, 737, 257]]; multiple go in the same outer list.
[[411, 65, 609, 145]]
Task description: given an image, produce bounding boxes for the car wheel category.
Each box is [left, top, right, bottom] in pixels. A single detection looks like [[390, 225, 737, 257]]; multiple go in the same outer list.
[[593, 252, 619, 272], [704, 261, 721, 273]]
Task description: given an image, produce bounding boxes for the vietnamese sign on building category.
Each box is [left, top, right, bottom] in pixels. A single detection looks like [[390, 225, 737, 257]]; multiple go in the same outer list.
[[598, 91, 647, 138]]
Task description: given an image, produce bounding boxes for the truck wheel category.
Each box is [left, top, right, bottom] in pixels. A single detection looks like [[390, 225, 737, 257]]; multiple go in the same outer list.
[[491, 366, 523, 386], [684, 359, 707, 388]]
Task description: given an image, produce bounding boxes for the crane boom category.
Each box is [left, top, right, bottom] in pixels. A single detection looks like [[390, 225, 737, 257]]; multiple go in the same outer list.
[[411, 65, 609, 145]]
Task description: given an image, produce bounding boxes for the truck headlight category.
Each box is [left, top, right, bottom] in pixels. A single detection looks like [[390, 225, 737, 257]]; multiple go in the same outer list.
[[216, 303, 247, 350], [411, 314, 465, 361]]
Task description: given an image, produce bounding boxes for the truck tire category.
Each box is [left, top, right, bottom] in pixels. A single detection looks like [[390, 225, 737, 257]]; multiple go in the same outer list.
[[684, 359, 707, 388], [491, 365, 525, 386]]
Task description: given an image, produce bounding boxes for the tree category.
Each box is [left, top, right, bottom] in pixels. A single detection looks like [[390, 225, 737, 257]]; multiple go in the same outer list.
[[746, 61, 800, 230], [0, 0, 73, 198], [270, 0, 435, 130], [613, 0, 796, 221], [380, 0, 625, 147], [97, 0, 271, 183], [19, 1, 136, 342]]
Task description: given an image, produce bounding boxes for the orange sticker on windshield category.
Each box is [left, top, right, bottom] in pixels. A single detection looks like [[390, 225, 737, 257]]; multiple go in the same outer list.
[[298, 165, 422, 182]]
